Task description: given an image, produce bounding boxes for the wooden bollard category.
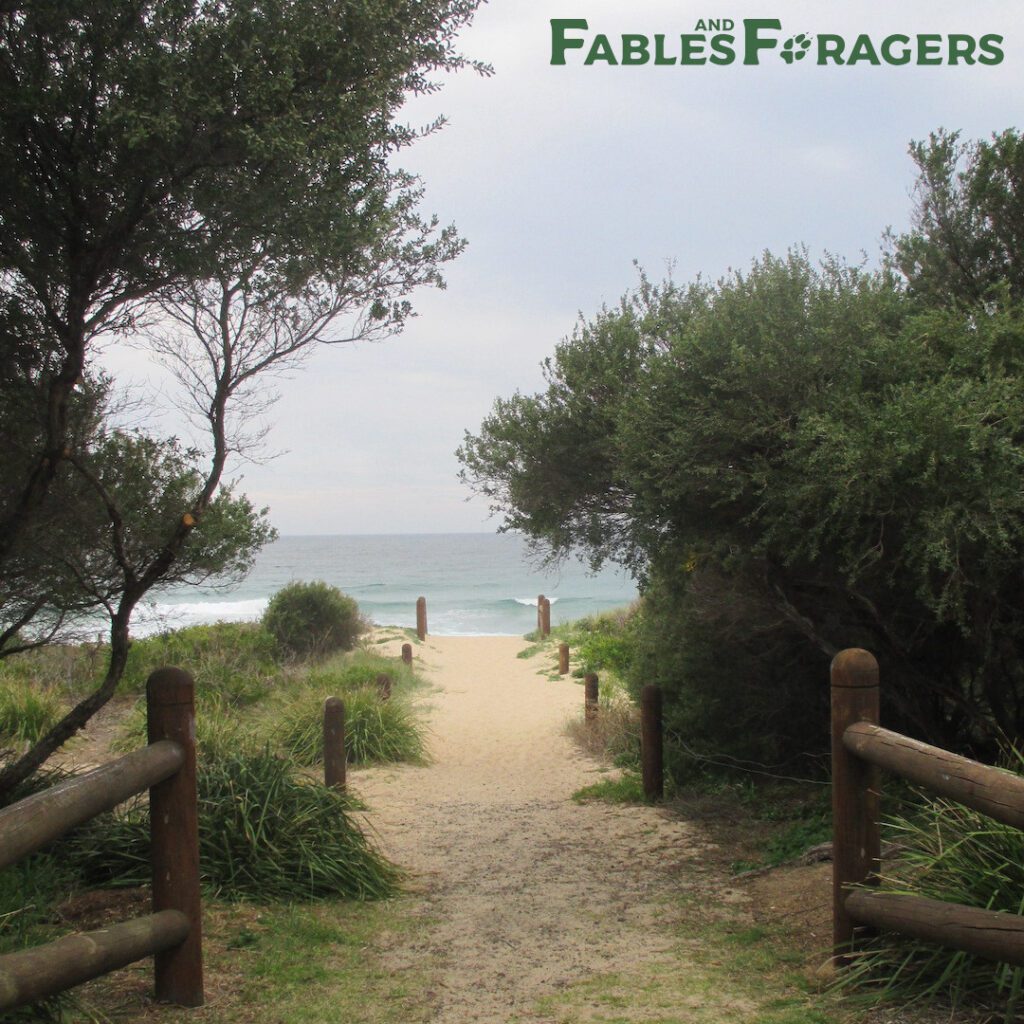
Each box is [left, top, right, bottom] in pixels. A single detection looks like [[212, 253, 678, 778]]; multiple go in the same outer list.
[[558, 643, 569, 675], [640, 684, 664, 801], [541, 597, 551, 637], [401, 643, 412, 665], [377, 673, 392, 702], [831, 649, 881, 958], [146, 668, 203, 1007], [416, 596, 427, 641], [536, 594, 545, 634], [323, 697, 346, 791], [584, 673, 599, 723]]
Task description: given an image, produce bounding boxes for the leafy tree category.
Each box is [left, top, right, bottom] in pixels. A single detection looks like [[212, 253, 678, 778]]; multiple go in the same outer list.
[[891, 128, 1024, 308], [460, 246, 1024, 760], [0, 0, 486, 792]]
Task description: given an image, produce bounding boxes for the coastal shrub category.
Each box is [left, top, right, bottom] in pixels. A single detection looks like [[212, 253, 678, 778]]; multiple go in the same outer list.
[[113, 693, 265, 759], [555, 607, 639, 678], [836, 778, 1024, 1018], [305, 650, 420, 694], [119, 621, 281, 704], [276, 686, 425, 766], [263, 581, 364, 660], [68, 748, 398, 901], [0, 682, 63, 745]]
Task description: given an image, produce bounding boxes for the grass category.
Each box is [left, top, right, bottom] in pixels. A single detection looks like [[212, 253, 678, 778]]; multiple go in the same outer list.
[[0, 680, 64, 745], [572, 772, 646, 804], [68, 747, 399, 900]]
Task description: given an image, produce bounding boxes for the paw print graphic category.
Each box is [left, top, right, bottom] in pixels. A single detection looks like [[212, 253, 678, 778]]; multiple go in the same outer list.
[[780, 33, 812, 63]]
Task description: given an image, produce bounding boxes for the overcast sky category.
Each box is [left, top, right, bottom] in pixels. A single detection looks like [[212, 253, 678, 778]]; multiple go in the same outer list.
[[103, 1, 1023, 536]]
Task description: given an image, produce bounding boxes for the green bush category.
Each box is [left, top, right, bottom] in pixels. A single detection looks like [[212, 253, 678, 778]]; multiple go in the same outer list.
[[119, 621, 282, 703], [276, 685, 425, 766], [263, 581, 364, 660], [837, 777, 1024, 1018], [0, 682, 63, 746], [68, 749, 398, 901]]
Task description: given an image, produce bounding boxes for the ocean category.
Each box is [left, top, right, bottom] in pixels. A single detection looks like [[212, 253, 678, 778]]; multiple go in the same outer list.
[[133, 533, 639, 637]]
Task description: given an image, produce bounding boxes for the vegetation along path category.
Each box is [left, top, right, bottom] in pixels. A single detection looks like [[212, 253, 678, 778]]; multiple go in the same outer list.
[[356, 635, 767, 1023]]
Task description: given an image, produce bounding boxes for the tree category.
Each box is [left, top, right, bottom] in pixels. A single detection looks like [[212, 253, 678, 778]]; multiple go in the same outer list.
[[460, 245, 1024, 761], [891, 128, 1024, 308], [0, 0, 486, 793]]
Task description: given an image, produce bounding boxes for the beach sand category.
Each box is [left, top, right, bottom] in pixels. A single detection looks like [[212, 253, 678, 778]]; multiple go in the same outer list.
[[354, 633, 740, 1023]]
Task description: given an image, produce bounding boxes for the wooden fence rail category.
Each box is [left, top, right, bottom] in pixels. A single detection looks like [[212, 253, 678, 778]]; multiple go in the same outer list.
[[0, 667, 203, 1011], [831, 648, 1024, 968]]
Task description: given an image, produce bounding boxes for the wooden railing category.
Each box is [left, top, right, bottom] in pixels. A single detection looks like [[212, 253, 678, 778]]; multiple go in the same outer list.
[[831, 648, 1024, 966], [0, 668, 203, 1011]]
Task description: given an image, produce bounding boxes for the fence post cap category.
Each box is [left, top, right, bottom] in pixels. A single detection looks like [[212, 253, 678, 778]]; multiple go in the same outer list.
[[146, 667, 195, 704], [830, 648, 878, 688]]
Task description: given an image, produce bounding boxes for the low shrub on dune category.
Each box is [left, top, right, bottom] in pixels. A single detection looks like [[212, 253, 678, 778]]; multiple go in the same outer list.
[[67, 748, 399, 901], [277, 685, 426, 767]]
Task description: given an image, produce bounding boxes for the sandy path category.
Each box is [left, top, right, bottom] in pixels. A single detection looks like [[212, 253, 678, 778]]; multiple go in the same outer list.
[[354, 635, 722, 1023]]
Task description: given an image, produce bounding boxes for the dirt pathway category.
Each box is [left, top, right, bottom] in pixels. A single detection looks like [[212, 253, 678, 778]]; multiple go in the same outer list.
[[353, 635, 736, 1023]]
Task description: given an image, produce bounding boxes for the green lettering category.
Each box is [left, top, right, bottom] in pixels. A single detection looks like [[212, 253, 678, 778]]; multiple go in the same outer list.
[[679, 34, 706, 65], [654, 34, 677, 65], [916, 34, 942, 65], [947, 34, 976, 65], [550, 19, 589, 65], [816, 34, 845, 65], [743, 19, 780, 65], [847, 34, 881, 65], [621, 34, 650, 65], [710, 34, 736, 65], [978, 34, 1004, 65], [880, 34, 911, 65], [584, 33, 618, 65]]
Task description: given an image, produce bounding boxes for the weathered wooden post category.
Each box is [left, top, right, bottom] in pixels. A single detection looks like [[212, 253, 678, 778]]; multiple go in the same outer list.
[[401, 643, 413, 665], [584, 673, 599, 723], [541, 597, 551, 637], [536, 594, 545, 634], [558, 643, 569, 675], [377, 673, 392, 702], [640, 684, 664, 801], [323, 697, 346, 792], [416, 596, 427, 641], [831, 648, 881, 959], [146, 668, 203, 1007]]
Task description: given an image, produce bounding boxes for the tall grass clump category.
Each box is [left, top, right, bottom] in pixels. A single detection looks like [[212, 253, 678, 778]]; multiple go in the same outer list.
[[263, 581, 365, 660], [0, 682, 63, 745], [277, 686, 425, 766], [119, 621, 282, 704], [68, 749, 398, 901], [836, 778, 1024, 1021]]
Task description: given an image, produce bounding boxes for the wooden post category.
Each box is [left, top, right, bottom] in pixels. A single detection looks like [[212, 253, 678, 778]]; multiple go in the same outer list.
[[558, 643, 569, 675], [146, 668, 203, 1007], [401, 643, 412, 665], [640, 684, 664, 801], [831, 648, 881, 959], [536, 594, 545, 634], [323, 697, 346, 791], [416, 597, 427, 641], [377, 673, 392, 702], [584, 673, 599, 723], [541, 597, 551, 637]]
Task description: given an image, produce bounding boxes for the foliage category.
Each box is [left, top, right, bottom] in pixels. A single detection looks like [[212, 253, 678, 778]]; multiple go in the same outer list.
[[276, 684, 426, 766], [554, 607, 639, 678], [891, 128, 1024, 308], [263, 581, 365, 660], [571, 772, 646, 804], [462, 231, 1024, 761], [0, 681, 63, 746], [0, 0, 486, 794], [69, 749, 399, 901], [119, 621, 282, 702], [837, 779, 1024, 1020]]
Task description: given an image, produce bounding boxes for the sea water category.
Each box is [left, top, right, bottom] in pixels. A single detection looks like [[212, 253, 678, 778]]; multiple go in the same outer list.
[[133, 533, 639, 637]]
